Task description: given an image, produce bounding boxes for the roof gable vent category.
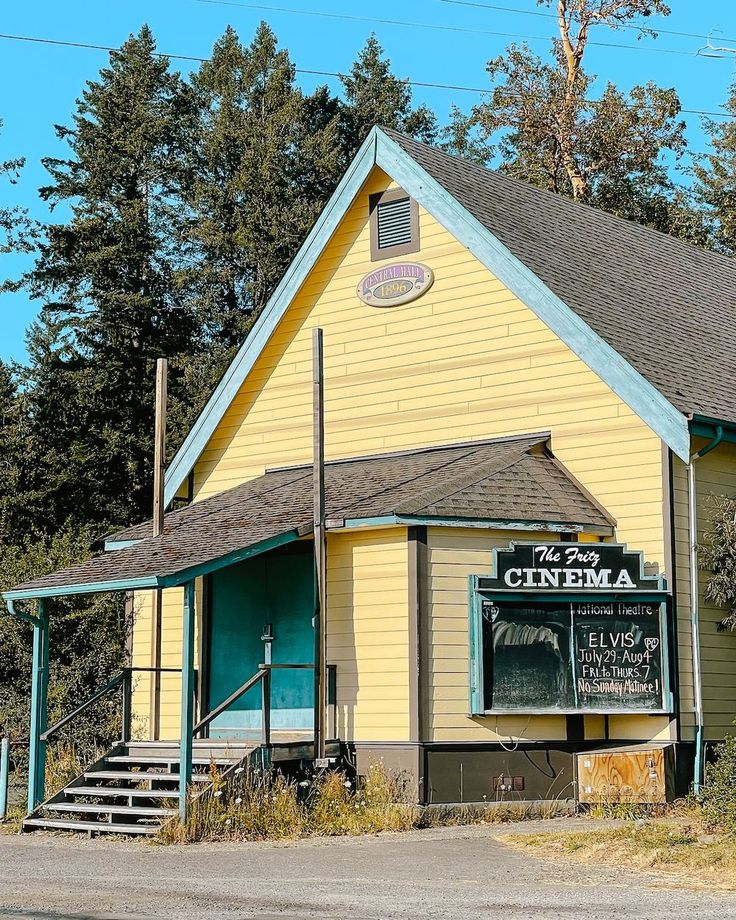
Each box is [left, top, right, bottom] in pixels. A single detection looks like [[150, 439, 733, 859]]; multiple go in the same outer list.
[[377, 196, 412, 249], [369, 187, 419, 261]]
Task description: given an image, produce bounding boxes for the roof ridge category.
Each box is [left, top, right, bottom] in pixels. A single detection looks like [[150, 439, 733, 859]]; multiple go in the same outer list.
[[266, 431, 551, 475]]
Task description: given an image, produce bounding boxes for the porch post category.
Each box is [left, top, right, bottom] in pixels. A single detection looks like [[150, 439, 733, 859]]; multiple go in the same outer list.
[[27, 598, 49, 812], [179, 580, 196, 822]]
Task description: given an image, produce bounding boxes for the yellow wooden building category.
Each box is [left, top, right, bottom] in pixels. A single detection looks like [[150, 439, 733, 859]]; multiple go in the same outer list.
[[7, 127, 736, 832]]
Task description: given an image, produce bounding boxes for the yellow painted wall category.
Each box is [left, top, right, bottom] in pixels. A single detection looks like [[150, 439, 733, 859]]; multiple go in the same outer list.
[[191, 167, 665, 568], [327, 527, 410, 742], [673, 442, 736, 742], [425, 526, 674, 744], [130, 584, 201, 741]]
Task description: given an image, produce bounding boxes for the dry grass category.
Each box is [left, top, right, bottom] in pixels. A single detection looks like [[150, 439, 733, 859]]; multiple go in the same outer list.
[[158, 761, 572, 845], [503, 807, 736, 890]]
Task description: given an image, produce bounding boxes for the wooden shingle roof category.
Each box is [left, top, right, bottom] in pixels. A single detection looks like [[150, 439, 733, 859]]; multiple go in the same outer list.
[[5, 434, 613, 599]]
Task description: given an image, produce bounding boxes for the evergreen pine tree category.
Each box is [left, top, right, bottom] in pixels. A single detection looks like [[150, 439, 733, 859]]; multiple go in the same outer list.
[[694, 83, 736, 255], [183, 22, 342, 360], [338, 36, 437, 161], [23, 27, 198, 531]]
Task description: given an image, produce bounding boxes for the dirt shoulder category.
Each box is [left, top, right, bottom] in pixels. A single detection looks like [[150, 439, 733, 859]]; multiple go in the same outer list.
[[502, 812, 736, 891]]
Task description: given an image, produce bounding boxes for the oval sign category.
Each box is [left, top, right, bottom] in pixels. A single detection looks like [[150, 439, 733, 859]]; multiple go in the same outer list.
[[357, 262, 434, 308]]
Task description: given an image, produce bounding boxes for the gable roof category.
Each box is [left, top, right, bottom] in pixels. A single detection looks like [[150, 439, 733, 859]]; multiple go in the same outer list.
[[385, 129, 736, 432], [163, 126, 727, 502], [5, 434, 614, 600]]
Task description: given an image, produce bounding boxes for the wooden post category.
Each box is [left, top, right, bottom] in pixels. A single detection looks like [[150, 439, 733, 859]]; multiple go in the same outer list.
[[150, 357, 167, 741], [179, 580, 196, 822], [312, 328, 327, 763], [27, 599, 49, 812]]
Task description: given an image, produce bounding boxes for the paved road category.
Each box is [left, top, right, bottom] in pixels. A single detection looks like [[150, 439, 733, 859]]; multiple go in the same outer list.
[[0, 818, 734, 920]]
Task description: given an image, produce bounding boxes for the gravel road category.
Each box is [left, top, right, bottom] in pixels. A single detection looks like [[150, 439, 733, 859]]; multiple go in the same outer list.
[[0, 818, 733, 920]]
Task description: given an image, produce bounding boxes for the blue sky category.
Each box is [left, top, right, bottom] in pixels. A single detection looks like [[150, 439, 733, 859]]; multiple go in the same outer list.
[[2, 0, 736, 362]]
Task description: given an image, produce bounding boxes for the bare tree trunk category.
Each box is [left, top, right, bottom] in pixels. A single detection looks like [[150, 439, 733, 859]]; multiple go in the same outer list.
[[557, 0, 589, 200]]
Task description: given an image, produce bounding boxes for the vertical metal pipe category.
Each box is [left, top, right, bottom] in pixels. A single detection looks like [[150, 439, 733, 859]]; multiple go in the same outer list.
[[121, 669, 132, 744], [179, 580, 196, 822], [312, 328, 327, 763], [150, 357, 168, 741], [0, 738, 9, 821], [27, 599, 48, 812], [687, 460, 705, 791]]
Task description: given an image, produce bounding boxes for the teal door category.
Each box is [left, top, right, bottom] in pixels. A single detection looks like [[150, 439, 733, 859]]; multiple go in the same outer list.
[[207, 548, 315, 739]]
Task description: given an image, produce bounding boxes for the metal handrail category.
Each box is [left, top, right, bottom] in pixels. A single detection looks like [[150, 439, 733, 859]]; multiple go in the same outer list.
[[40, 666, 193, 744], [41, 671, 126, 743], [193, 662, 338, 747], [193, 668, 267, 736]]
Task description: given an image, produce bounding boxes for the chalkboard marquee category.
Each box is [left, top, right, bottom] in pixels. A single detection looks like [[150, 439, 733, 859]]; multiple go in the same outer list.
[[470, 543, 671, 714]]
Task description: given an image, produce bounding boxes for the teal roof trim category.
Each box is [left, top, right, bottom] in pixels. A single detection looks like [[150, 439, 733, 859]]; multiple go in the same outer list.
[[164, 127, 690, 499], [2, 575, 159, 601], [2, 530, 301, 601]]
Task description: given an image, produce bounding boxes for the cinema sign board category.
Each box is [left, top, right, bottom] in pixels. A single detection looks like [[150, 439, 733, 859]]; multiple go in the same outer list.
[[477, 542, 664, 594]]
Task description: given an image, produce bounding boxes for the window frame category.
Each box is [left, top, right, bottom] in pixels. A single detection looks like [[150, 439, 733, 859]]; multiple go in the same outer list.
[[369, 187, 420, 261], [467, 577, 673, 717]]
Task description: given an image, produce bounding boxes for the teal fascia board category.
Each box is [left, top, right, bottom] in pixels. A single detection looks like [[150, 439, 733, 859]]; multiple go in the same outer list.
[[690, 415, 736, 446], [2, 575, 159, 601], [373, 131, 690, 463], [3, 530, 301, 601], [162, 130, 381, 507], [104, 539, 144, 552], [338, 515, 612, 534]]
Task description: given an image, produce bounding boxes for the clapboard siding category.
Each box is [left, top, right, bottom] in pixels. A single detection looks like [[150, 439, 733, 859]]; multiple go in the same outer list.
[[327, 527, 410, 741], [130, 165, 670, 744], [130, 585, 202, 741], [672, 442, 736, 741], [191, 167, 665, 571], [425, 527, 568, 743]]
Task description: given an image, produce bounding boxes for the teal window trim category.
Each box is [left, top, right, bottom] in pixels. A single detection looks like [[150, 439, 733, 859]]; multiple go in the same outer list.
[[468, 585, 673, 716], [468, 577, 484, 715]]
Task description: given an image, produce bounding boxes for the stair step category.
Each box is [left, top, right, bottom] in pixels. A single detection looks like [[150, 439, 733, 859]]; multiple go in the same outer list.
[[24, 817, 158, 836], [84, 770, 209, 783], [107, 755, 235, 766], [44, 802, 175, 817], [65, 786, 178, 800]]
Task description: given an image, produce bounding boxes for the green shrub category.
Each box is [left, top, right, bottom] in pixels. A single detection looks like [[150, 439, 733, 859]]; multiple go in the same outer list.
[[700, 734, 736, 833]]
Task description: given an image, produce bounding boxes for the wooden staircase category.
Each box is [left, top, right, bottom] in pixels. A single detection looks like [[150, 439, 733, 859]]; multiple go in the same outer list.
[[22, 740, 256, 837]]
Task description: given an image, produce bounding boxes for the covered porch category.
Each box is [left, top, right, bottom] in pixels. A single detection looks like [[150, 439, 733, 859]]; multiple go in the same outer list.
[[3, 431, 616, 832]]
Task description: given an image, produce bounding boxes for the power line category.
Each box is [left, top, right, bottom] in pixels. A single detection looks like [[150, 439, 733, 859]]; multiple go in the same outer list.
[[189, 0, 695, 55], [0, 30, 733, 120], [436, 0, 736, 45]]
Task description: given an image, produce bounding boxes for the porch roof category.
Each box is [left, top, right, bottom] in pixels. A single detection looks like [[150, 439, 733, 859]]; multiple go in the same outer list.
[[4, 433, 615, 600]]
